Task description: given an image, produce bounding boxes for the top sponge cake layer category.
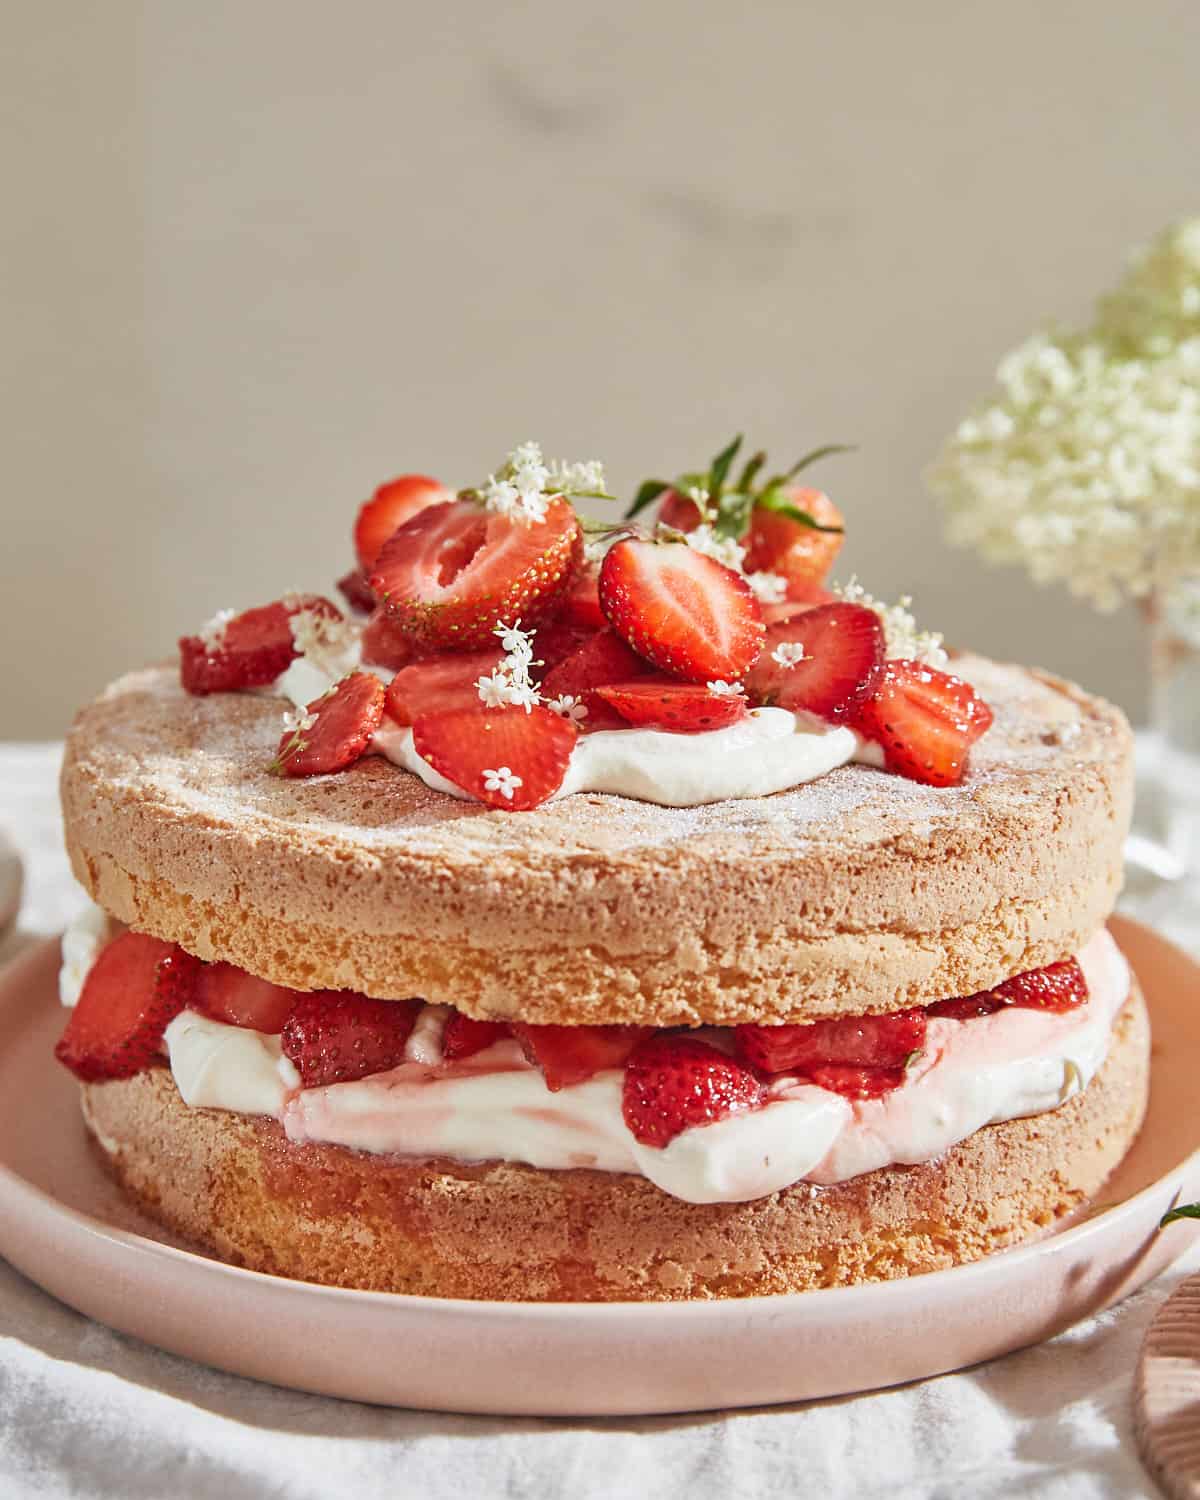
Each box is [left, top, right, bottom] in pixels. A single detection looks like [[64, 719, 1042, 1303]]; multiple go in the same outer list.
[[60, 655, 1132, 1026]]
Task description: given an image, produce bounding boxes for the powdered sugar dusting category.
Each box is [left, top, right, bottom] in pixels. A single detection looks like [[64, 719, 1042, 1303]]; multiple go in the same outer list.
[[74, 655, 1127, 863]]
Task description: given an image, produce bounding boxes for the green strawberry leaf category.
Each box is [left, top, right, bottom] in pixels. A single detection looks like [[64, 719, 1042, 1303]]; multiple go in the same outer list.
[[755, 492, 845, 533], [1160, 1203, 1200, 1227], [625, 479, 672, 520], [706, 434, 744, 503]]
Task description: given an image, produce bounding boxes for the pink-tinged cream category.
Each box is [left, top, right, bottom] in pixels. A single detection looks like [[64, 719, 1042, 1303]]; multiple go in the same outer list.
[[63, 899, 1129, 1205]]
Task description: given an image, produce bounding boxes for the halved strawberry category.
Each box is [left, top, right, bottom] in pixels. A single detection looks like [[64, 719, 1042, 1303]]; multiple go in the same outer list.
[[540, 629, 654, 730], [599, 538, 765, 683], [513, 1022, 653, 1091], [804, 1063, 906, 1100], [735, 1007, 926, 1075], [179, 595, 342, 696], [281, 992, 422, 1088], [745, 603, 885, 721], [561, 562, 607, 628], [337, 568, 377, 616], [596, 680, 749, 733], [192, 962, 300, 1034], [411, 704, 577, 810], [622, 1035, 765, 1148], [55, 931, 200, 1082], [741, 488, 845, 597], [384, 649, 503, 725], [371, 497, 582, 649], [443, 1013, 511, 1061], [354, 474, 450, 573], [273, 671, 385, 777], [853, 659, 994, 787], [360, 606, 416, 670]]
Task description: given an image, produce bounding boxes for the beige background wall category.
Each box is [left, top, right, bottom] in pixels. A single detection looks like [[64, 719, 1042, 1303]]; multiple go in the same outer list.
[[5, 1, 1198, 737]]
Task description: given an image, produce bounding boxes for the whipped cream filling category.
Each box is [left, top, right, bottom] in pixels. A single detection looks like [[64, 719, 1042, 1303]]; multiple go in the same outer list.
[[373, 709, 883, 808], [59, 902, 112, 1007], [66, 924, 1130, 1205]]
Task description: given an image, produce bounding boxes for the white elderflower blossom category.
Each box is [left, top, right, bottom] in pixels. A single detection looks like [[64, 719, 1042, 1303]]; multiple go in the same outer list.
[[546, 693, 588, 723], [834, 578, 948, 667], [482, 766, 523, 800], [476, 619, 543, 713], [770, 641, 807, 669], [746, 570, 788, 604], [481, 441, 610, 523], [546, 458, 608, 496], [281, 706, 318, 735], [706, 679, 744, 697], [683, 523, 747, 574], [289, 608, 361, 679], [197, 608, 236, 651], [928, 217, 1200, 610]]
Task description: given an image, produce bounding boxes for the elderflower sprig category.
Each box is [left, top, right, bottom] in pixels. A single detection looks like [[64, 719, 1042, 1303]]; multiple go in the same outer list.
[[928, 217, 1200, 611], [475, 620, 543, 713], [833, 579, 948, 667], [474, 441, 614, 525]]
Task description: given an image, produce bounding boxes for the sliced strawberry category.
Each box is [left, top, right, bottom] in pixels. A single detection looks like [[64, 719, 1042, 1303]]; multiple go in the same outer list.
[[273, 671, 385, 777], [281, 992, 422, 1088], [804, 1063, 906, 1100], [735, 1007, 926, 1075], [360, 606, 416, 670], [742, 487, 845, 597], [354, 473, 450, 573], [925, 993, 1004, 1021], [622, 1035, 765, 1148], [442, 1013, 511, 1061], [179, 595, 342, 696], [745, 603, 884, 721], [561, 562, 607, 629], [337, 568, 377, 616], [192, 962, 300, 1034], [371, 497, 582, 649], [853, 659, 994, 787], [384, 649, 503, 725], [540, 629, 654, 730], [513, 1022, 653, 1091], [993, 957, 1089, 1012], [530, 615, 598, 675], [599, 538, 765, 683], [927, 958, 1089, 1021], [411, 704, 576, 810], [596, 680, 749, 733], [55, 931, 200, 1082]]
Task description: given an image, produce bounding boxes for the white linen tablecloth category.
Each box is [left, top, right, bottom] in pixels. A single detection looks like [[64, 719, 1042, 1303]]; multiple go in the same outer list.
[[0, 741, 1194, 1500]]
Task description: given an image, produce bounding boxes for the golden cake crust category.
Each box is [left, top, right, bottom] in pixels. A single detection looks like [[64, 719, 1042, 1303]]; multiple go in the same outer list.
[[79, 985, 1149, 1302], [61, 655, 1132, 1025]]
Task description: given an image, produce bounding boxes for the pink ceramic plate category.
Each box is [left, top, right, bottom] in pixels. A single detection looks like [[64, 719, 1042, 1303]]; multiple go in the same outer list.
[[0, 916, 1198, 1417]]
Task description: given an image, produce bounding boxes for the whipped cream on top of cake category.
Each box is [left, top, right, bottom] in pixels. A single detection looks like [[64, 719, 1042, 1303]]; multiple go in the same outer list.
[[265, 634, 887, 809], [373, 709, 883, 808], [111, 927, 1130, 1206]]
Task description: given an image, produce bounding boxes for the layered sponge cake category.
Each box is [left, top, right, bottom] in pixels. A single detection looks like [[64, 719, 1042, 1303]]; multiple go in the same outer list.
[[54, 439, 1146, 1300]]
